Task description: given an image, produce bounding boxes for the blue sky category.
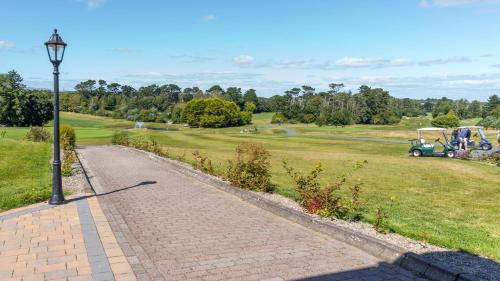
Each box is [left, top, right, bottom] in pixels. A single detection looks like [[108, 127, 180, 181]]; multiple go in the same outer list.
[[1, 0, 500, 100]]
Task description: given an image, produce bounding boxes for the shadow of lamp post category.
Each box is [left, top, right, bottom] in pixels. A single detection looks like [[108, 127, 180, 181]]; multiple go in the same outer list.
[[45, 29, 67, 205]]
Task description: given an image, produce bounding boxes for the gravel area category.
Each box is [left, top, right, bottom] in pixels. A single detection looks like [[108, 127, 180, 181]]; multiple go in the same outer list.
[[62, 155, 91, 194], [257, 192, 500, 281]]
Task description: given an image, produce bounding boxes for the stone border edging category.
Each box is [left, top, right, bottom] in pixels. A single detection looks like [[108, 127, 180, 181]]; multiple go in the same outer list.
[[85, 145, 477, 281]]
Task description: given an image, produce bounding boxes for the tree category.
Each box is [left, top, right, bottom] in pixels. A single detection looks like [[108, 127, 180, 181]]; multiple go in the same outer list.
[[467, 100, 482, 118], [0, 71, 53, 126], [74, 80, 96, 98], [182, 98, 247, 128], [431, 111, 460, 128], [483, 95, 500, 117], [244, 102, 256, 113], [224, 87, 243, 107], [206, 85, 224, 97], [160, 84, 181, 103], [243, 89, 258, 105], [107, 83, 121, 95]]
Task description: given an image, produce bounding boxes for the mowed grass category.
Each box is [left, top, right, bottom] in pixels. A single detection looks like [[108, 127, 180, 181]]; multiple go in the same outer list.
[[56, 112, 500, 260], [3, 112, 498, 259], [0, 138, 52, 211]]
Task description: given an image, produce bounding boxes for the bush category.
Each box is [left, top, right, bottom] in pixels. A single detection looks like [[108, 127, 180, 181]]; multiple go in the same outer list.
[[60, 124, 76, 151], [111, 131, 130, 146], [431, 111, 460, 128], [62, 151, 76, 177], [477, 116, 500, 129], [226, 143, 272, 192], [283, 160, 367, 219], [271, 113, 287, 124], [192, 151, 214, 175], [302, 114, 316, 124], [182, 98, 245, 128], [241, 111, 252, 125], [25, 127, 51, 142]]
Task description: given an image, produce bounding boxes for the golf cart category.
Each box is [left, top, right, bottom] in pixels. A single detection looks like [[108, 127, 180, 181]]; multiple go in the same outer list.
[[450, 126, 492, 151], [409, 128, 456, 158]]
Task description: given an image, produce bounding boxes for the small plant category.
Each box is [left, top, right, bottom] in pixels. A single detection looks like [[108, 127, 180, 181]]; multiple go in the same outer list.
[[486, 152, 500, 167], [60, 124, 76, 151], [226, 143, 272, 192], [111, 131, 130, 145], [25, 127, 51, 142], [0, 131, 6, 138], [192, 150, 214, 175], [62, 151, 77, 177], [283, 160, 367, 219], [374, 207, 387, 233]]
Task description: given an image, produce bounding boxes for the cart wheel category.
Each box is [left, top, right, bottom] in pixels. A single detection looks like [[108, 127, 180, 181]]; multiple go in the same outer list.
[[482, 144, 492, 150], [446, 151, 455, 158], [412, 150, 422, 157]]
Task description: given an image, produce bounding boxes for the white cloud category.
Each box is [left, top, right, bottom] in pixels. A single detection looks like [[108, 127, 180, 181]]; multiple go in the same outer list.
[[323, 72, 500, 100], [0, 40, 16, 50], [418, 56, 471, 66], [111, 48, 141, 53], [335, 57, 413, 68], [419, 0, 500, 8], [233, 55, 255, 65], [201, 15, 217, 22]]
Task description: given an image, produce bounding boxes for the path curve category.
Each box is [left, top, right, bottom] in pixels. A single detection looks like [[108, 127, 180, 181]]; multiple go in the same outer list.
[[78, 146, 425, 281]]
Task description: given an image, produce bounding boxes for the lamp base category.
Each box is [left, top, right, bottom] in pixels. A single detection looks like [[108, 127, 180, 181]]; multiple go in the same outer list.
[[48, 194, 65, 205]]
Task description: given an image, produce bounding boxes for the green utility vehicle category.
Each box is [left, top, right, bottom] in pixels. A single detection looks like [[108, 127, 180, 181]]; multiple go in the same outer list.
[[409, 128, 456, 158]]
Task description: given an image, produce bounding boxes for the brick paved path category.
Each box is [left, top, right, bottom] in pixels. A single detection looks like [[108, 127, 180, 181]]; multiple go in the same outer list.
[[0, 195, 136, 281], [79, 146, 425, 281]]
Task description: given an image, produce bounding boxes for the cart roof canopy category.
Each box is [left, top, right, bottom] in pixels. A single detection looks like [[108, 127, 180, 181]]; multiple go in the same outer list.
[[417, 127, 447, 131], [457, 126, 484, 129]]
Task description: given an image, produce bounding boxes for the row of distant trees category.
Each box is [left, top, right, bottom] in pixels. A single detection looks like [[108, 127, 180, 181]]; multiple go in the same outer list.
[[1, 70, 500, 128]]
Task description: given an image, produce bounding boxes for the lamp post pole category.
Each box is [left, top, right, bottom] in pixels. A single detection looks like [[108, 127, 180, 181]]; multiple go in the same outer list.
[[45, 29, 67, 205], [49, 61, 64, 205]]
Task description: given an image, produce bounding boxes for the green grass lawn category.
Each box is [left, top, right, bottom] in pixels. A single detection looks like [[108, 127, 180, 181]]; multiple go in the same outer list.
[[2, 112, 499, 260], [0, 138, 52, 211]]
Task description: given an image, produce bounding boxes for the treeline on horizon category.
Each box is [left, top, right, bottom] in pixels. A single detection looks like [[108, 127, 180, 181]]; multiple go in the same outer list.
[[60, 79, 500, 127], [1, 70, 500, 128]]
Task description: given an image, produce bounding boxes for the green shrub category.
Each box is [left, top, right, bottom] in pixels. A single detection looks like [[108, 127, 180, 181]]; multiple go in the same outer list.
[[241, 111, 252, 125], [302, 114, 316, 124], [0, 131, 6, 138], [62, 151, 76, 177], [60, 124, 76, 151], [477, 116, 500, 129], [244, 102, 256, 113], [192, 150, 214, 175], [271, 113, 287, 124], [182, 98, 245, 128], [226, 143, 272, 192], [431, 111, 460, 128], [111, 131, 130, 145], [25, 127, 51, 142], [283, 160, 367, 220]]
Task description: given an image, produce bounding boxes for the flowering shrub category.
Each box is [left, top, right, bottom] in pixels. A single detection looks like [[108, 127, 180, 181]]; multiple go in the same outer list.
[[283, 160, 367, 220]]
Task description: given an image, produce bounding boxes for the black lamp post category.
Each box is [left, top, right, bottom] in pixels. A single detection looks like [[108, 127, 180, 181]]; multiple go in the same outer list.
[[45, 29, 67, 205]]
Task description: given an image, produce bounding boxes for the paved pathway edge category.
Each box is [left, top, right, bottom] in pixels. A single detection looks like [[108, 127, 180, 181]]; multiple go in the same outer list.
[[79, 145, 476, 281]]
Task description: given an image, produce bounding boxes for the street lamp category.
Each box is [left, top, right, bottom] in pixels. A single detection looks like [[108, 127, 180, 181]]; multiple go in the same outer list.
[[45, 29, 67, 205]]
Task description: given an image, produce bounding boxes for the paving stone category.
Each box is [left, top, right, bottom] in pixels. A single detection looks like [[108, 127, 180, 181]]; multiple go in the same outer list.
[[79, 146, 427, 281]]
